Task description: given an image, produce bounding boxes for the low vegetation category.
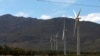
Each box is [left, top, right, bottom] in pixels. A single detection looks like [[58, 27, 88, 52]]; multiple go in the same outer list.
[[0, 45, 99, 56]]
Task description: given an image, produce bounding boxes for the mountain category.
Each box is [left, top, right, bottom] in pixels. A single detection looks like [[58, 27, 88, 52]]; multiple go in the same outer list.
[[0, 14, 100, 52]]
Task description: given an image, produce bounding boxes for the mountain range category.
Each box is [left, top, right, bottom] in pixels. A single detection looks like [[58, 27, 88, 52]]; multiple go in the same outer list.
[[0, 14, 100, 52]]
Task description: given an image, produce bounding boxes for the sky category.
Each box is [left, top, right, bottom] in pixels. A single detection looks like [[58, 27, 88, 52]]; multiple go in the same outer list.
[[0, 0, 100, 24]]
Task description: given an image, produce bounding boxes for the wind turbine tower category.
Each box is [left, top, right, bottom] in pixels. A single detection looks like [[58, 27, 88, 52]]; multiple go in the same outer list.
[[62, 19, 67, 55], [50, 34, 57, 51], [73, 9, 81, 56], [50, 36, 53, 50], [55, 33, 59, 51]]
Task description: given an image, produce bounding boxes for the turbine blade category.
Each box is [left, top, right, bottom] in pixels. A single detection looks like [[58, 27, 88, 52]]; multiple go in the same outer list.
[[62, 29, 65, 40], [73, 9, 77, 18], [73, 20, 77, 38], [62, 20, 65, 40], [76, 9, 81, 19]]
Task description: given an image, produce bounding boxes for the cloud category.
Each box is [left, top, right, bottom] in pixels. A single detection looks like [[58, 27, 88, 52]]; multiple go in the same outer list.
[[81, 13, 100, 24], [15, 12, 30, 17], [39, 12, 100, 24], [39, 14, 52, 20]]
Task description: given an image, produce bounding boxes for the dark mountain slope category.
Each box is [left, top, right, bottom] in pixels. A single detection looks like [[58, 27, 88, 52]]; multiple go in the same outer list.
[[0, 14, 99, 51]]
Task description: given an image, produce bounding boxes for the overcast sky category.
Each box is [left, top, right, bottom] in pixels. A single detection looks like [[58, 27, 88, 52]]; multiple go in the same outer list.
[[0, 0, 100, 24]]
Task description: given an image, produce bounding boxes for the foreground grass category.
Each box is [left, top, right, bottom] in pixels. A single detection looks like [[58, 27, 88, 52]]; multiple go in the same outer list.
[[0, 46, 99, 56]]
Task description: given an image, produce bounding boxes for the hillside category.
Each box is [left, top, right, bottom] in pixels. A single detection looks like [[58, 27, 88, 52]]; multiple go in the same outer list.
[[0, 14, 100, 52]]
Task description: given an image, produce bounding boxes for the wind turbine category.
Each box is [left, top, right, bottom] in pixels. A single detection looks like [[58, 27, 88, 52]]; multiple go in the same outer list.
[[50, 34, 58, 51], [50, 36, 53, 50], [55, 33, 59, 51], [62, 19, 67, 55], [73, 9, 81, 56]]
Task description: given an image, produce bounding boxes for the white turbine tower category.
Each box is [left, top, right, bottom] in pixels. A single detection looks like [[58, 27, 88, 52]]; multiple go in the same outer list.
[[55, 33, 59, 51], [50, 36, 53, 50], [73, 9, 81, 56], [62, 19, 67, 55]]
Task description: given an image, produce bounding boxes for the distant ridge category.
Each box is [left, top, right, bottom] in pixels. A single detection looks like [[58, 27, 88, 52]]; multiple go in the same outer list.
[[0, 14, 99, 51]]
